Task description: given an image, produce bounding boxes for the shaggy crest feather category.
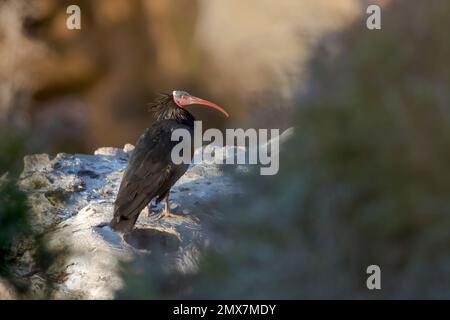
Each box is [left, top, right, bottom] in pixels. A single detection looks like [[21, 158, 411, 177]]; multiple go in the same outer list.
[[147, 93, 194, 122]]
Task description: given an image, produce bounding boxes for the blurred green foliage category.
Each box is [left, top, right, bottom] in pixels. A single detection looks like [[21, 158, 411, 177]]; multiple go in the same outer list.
[[118, 0, 450, 299], [0, 132, 65, 298], [0, 178, 30, 277]]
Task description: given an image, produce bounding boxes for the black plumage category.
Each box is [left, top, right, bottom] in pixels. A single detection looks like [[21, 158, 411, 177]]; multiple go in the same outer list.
[[109, 94, 194, 233]]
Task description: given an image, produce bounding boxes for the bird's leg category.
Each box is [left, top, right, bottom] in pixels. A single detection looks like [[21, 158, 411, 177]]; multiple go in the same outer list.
[[162, 194, 171, 218], [143, 205, 151, 217], [145, 203, 159, 218], [145, 201, 163, 221]]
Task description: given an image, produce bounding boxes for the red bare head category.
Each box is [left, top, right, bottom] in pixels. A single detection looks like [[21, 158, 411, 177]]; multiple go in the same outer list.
[[172, 90, 229, 118]]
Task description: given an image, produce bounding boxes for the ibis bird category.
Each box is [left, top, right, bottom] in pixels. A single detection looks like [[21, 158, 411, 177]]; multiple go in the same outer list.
[[109, 90, 229, 233]]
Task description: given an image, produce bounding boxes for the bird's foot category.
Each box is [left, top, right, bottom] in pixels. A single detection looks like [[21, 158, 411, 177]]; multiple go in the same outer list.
[[160, 209, 179, 219], [147, 213, 162, 221], [143, 206, 162, 221]]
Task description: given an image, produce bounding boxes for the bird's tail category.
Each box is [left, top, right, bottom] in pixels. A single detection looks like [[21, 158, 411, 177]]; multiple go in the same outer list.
[[109, 214, 139, 234], [109, 196, 149, 233]]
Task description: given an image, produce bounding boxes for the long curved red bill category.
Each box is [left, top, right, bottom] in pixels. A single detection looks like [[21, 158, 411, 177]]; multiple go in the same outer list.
[[185, 96, 229, 118]]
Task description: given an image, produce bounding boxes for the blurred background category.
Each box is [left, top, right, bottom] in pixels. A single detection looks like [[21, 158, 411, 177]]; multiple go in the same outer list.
[[4, 0, 450, 299], [0, 0, 368, 154]]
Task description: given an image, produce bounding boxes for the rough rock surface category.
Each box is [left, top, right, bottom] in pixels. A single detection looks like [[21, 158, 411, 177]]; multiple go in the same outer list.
[[18, 145, 241, 299]]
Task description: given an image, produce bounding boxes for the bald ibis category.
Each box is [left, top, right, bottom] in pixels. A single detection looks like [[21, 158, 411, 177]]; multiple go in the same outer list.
[[109, 90, 229, 233]]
